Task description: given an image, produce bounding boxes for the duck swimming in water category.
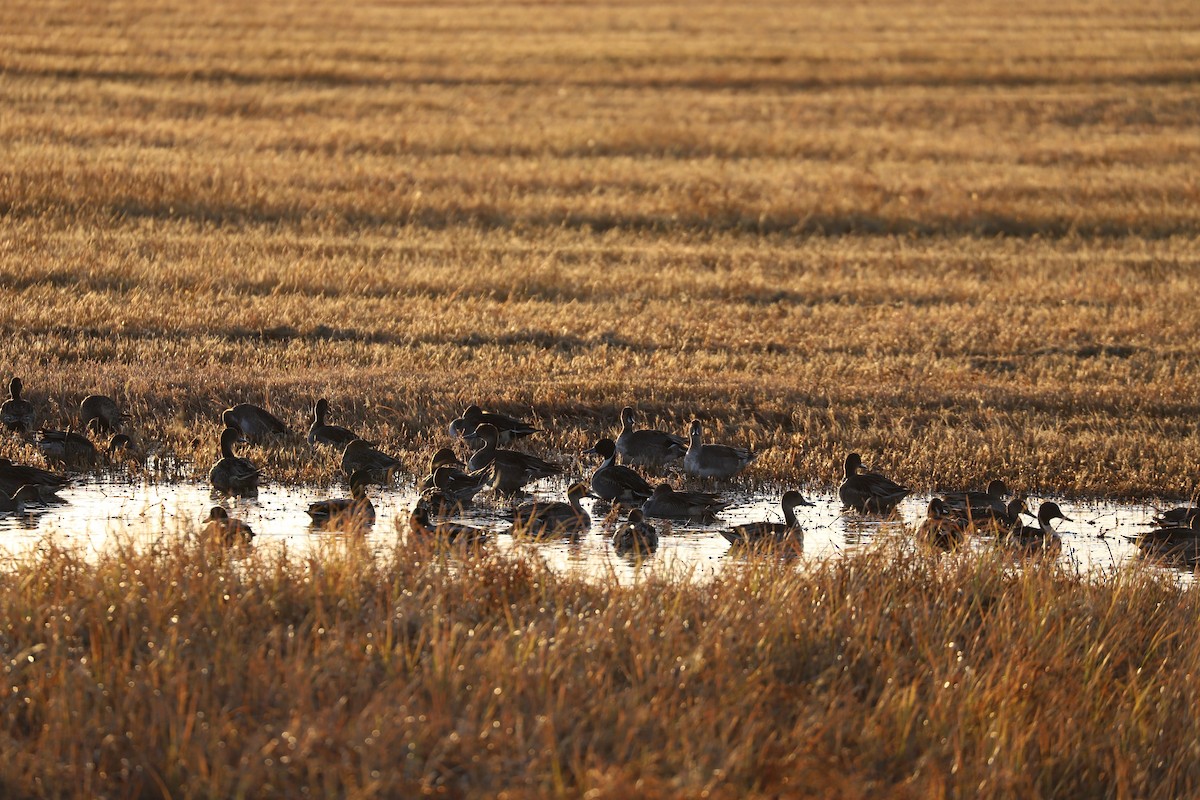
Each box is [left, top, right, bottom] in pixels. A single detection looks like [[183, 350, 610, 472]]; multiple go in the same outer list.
[[720, 490, 812, 546], [408, 505, 491, 543], [640, 483, 728, 520], [202, 506, 255, 547], [611, 509, 659, 553], [509, 482, 596, 537], [838, 452, 911, 515], [583, 437, 653, 504], [307, 470, 376, 530], [209, 427, 261, 494], [916, 497, 968, 552], [465, 423, 561, 495]]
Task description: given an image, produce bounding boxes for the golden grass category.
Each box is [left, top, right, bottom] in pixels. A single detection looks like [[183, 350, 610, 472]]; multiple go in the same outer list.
[[0, 0, 1198, 497], [0, 533, 1197, 797]]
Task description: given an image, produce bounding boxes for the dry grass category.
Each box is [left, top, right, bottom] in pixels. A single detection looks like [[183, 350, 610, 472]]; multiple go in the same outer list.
[[0, 533, 1197, 798], [0, 0, 1199, 498]]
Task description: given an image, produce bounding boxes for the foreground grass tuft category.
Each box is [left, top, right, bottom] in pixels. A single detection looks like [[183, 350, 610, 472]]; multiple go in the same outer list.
[[0, 533, 1196, 797]]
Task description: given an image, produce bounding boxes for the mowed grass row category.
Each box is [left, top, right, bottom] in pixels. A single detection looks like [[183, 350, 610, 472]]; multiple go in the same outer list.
[[0, 0, 1198, 496], [0, 536, 1197, 798]]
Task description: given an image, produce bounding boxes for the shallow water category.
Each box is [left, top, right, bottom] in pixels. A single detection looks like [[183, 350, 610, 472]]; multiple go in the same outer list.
[[0, 474, 1183, 582]]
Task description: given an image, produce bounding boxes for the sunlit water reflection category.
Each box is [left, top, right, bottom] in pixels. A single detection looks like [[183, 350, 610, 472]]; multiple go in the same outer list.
[[0, 475, 1180, 581]]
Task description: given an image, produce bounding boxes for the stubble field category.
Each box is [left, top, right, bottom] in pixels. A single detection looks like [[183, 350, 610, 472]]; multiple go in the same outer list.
[[2, 0, 1200, 796]]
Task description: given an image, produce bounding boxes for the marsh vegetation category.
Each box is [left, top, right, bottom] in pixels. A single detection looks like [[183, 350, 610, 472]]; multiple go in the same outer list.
[[1, 0, 1199, 794]]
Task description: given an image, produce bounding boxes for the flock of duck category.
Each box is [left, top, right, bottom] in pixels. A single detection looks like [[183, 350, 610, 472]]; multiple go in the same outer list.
[[3, 375, 1199, 563]]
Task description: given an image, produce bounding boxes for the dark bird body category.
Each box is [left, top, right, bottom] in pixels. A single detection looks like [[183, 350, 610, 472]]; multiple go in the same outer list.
[[449, 405, 539, 444], [614, 407, 687, 467], [720, 490, 811, 546], [307, 398, 362, 449], [465, 423, 561, 495], [584, 438, 653, 504], [838, 453, 911, 515]]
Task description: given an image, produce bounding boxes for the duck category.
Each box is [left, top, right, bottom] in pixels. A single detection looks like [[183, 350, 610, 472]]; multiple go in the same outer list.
[[1003, 501, 1070, 554], [202, 506, 255, 546], [0, 377, 35, 433], [419, 448, 466, 492], [916, 497, 968, 552], [683, 419, 758, 479], [420, 465, 490, 513], [307, 470, 376, 529], [614, 407, 687, 467], [340, 439, 401, 484], [307, 398, 362, 449], [0, 457, 69, 497], [465, 423, 562, 495], [10, 483, 64, 506], [1149, 505, 1200, 529], [37, 430, 127, 467], [640, 482, 729, 520], [509, 482, 596, 537], [80, 395, 129, 434], [838, 453, 911, 515], [1127, 515, 1200, 562], [941, 479, 1010, 522], [37, 428, 99, 466], [973, 496, 1035, 533], [407, 504, 491, 543], [221, 403, 288, 443], [611, 509, 659, 553], [449, 404, 540, 444], [209, 427, 261, 493], [583, 438, 653, 504], [0, 490, 24, 513], [720, 490, 812, 546]]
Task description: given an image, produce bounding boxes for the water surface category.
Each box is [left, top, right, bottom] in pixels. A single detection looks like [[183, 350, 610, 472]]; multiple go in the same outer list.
[[0, 476, 1179, 582]]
